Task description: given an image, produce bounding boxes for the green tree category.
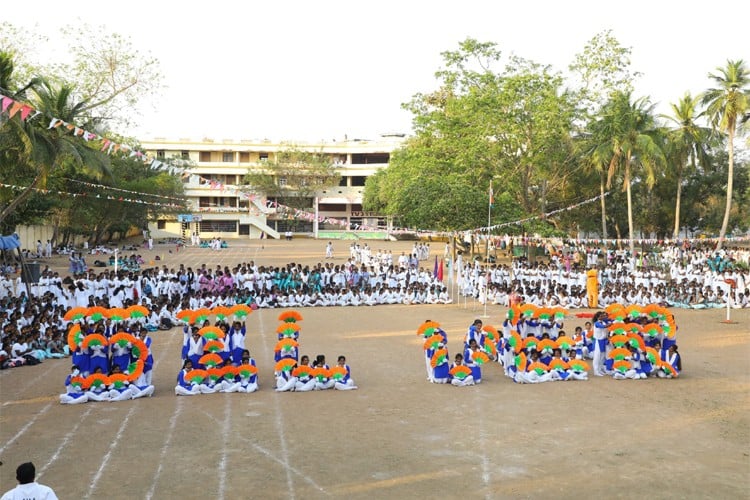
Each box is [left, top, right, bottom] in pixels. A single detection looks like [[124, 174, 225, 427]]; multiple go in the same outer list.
[[0, 77, 111, 227], [701, 59, 750, 248], [366, 39, 577, 233], [589, 91, 665, 252], [243, 148, 340, 227], [662, 93, 711, 238]]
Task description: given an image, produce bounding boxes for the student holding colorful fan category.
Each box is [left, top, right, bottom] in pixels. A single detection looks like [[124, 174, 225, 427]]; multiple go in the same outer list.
[[449, 353, 475, 387], [59, 364, 88, 404], [333, 355, 358, 390]]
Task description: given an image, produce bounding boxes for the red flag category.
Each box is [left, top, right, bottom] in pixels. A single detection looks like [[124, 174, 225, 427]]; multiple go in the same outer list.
[[438, 259, 444, 282]]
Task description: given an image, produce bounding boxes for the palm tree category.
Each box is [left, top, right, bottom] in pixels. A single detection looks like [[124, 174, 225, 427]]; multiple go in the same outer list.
[[0, 77, 110, 226], [701, 59, 750, 249], [662, 93, 711, 239], [590, 91, 666, 253]]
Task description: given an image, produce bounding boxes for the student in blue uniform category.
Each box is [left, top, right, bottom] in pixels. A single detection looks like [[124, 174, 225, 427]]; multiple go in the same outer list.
[[464, 339, 482, 384], [229, 320, 247, 365], [175, 359, 201, 396], [333, 355, 358, 390], [449, 353, 475, 386], [60, 365, 88, 404]]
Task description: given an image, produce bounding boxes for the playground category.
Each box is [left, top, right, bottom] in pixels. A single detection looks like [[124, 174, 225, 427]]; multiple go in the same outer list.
[[0, 238, 748, 499]]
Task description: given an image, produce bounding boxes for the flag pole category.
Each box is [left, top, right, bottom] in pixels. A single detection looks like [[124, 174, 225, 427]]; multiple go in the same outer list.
[[486, 180, 492, 262]]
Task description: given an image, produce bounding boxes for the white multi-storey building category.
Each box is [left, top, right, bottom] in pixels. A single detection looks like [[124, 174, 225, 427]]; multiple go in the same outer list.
[[141, 135, 404, 240]]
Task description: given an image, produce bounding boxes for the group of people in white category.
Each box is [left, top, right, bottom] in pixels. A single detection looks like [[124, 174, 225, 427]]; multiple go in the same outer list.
[[454, 241, 749, 310]]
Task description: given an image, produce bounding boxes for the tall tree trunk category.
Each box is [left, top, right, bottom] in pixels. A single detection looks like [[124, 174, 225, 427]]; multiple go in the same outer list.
[[717, 126, 734, 250], [672, 162, 684, 240], [625, 156, 634, 254], [600, 173, 608, 239], [0, 173, 42, 226]]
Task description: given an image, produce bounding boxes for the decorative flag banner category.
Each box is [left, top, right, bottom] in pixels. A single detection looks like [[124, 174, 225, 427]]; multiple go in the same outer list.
[[63, 178, 186, 202], [0, 183, 185, 209]]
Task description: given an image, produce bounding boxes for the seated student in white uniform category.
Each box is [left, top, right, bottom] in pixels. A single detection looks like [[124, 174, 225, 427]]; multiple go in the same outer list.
[[313, 354, 335, 390], [293, 355, 317, 392], [107, 365, 136, 401], [275, 362, 298, 392], [60, 364, 88, 404], [333, 355, 358, 390], [449, 353, 475, 386], [175, 359, 202, 396], [84, 367, 112, 402]]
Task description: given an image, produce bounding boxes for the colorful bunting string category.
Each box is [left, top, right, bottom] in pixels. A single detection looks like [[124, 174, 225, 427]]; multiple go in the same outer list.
[[0, 182, 185, 209]]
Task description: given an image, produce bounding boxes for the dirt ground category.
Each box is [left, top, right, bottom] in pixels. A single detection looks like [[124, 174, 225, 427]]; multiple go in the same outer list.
[[0, 238, 748, 499]]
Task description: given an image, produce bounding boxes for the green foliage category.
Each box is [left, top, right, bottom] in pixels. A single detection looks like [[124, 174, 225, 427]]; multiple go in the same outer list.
[[243, 148, 340, 209]]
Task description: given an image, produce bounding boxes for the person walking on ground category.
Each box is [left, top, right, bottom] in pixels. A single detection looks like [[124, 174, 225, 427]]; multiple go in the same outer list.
[[1, 462, 58, 500], [326, 242, 334, 259]]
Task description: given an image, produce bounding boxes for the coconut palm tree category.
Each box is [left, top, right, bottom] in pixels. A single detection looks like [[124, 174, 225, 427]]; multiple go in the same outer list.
[[589, 91, 666, 253], [701, 59, 750, 249], [0, 76, 110, 226], [662, 93, 711, 239]]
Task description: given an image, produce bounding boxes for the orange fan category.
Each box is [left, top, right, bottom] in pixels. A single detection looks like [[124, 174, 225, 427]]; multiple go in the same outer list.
[[311, 367, 330, 381], [126, 360, 144, 381], [625, 304, 643, 319], [514, 352, 528, 370], [555, 337, 573, 351], [64, 306, 89, 322], [185, 369, 207, 384], [131, 338, 149, 362], [607, 323, 628, 335], [528, 361, 549, 375], [83, 373, 109, 390], [199, 353, 223, 368], [627, 333, 645, 351], [108, 373, 130, 389], [605, 303, 626, 315], [449, 365, 472, 379], [237, 364, 257, 378], [482, 342, 497, 358], [198, 326, 225, 339], [274, 339, 299, 351], [81, 333, 108, 349], [126, 305, 150, 319], [523, 337, 539, 351], [612, 359, 631, 374], [534, 307, 554, 320], [176, 309, 194, 323], [430, 348, 449, 368], [537, 338, 557, 353], [519, 304, 537, 317], [548, 358, 569, 371], [293, 365, 313, 378], [192, 308, 212, 324], [330, 366, 348, 381], [86, 306, 109, 321], [230, 304, 253, 318], [203, 340, 225, 353], [642, 324, 663, 338], [482, 325, 500, 342], [275, 358, 297, 372], [608, 347, 631, 360], [663, 321, 677, 339], [423, 335, 443, 351], [70, 376, 86, 389], [508, 331, 523, 353], [207, 367, 225, 382], [107, 307, 127, 322], [659, 361, 678, 378], [223, 366, 239, 378], [110, 332, 136, 347], [552, 307, 568, 319], [568, 359, 589, 372], [67, 324, 83, 351], [644, 347, 660, 365], [278, 310, 303, 323], [609, 335, 630, 348], [472, 351, 490, 365], [212, 305, 231, 320], [276, 323, 300, 335], [417, 320, 441, 337], [625, 324, 643, 335]]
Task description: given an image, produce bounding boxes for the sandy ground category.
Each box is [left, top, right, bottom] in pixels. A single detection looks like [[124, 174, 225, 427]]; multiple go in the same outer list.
[[0, 238, 748, 499]]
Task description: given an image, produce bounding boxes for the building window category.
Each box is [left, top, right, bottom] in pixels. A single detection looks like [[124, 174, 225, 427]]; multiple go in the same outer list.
[[240, 152, 250, 163], [351, 176, 366, 187], [156, 150, 165, 159], [157, 220, 166, 229], [259, 153, 269, 162], [222, 152, 234, 162], [181, 151, 190, 160], [338, 177, 348, 187], [199, 151, 211, 162], [199, 220, 237, 233]]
